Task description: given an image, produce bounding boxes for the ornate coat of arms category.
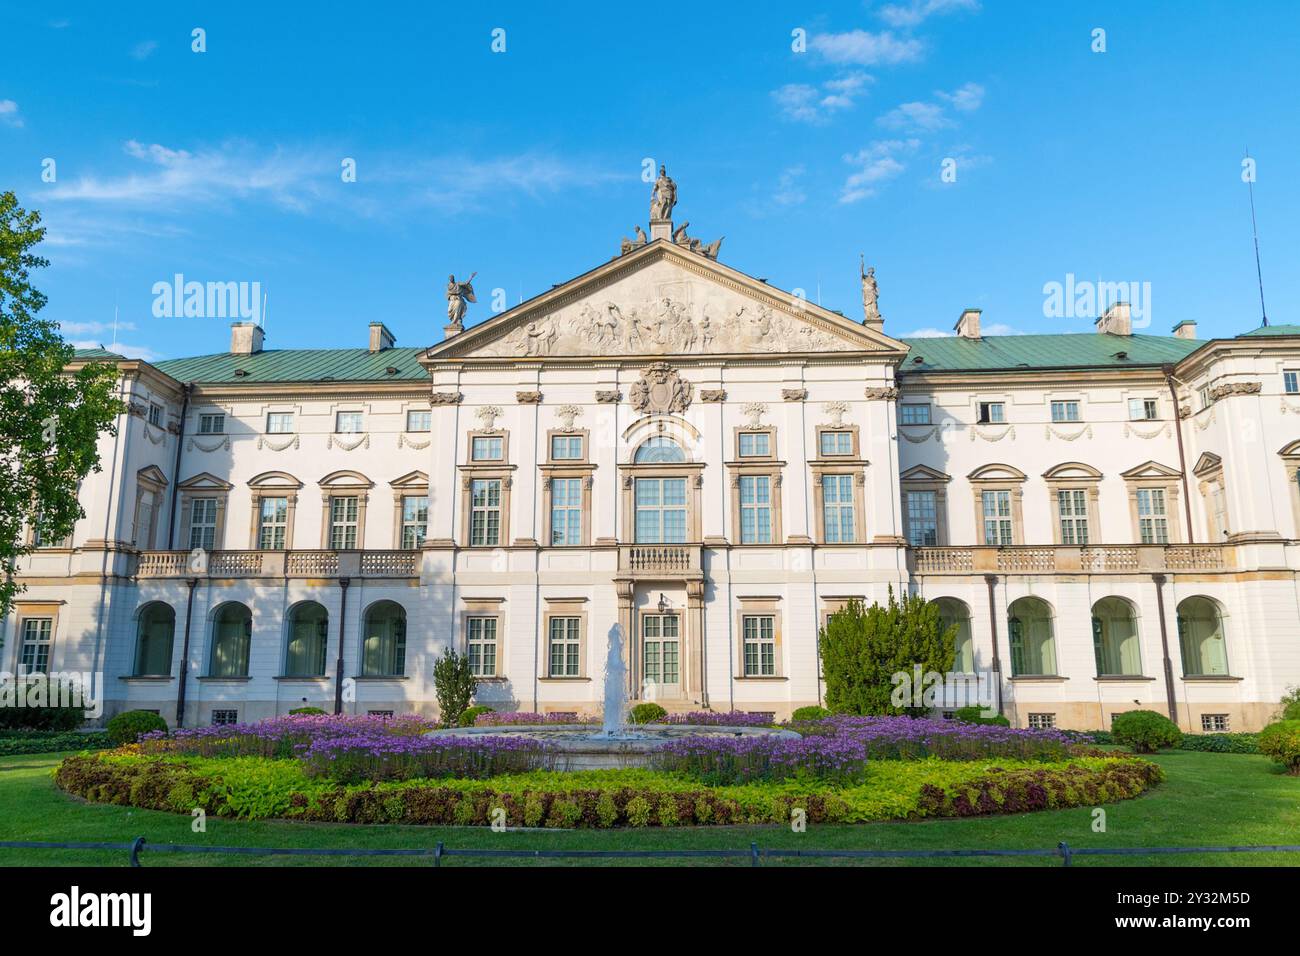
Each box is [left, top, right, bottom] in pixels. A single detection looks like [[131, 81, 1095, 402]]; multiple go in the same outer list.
[[629, 362, 693, 415]]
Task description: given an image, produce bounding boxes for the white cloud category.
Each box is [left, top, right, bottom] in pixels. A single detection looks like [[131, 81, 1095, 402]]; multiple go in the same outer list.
[[773, 166, 807, 206], [61, 320, 138, 336], [839, 139, 918, 203], [69, 338, 161, 361], [878, 82, 985, 133], [773, 72, 873, 123], [878, 0, 981, 29], [811, 30, 923, 66], [130, 40, 158, 61], [901, 322, 1023, 338], [0, 99, 23, 128], [936, 81, 984, 112]]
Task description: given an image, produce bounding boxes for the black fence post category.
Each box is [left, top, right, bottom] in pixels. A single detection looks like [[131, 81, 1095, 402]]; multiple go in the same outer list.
[[129, 837, 147, 868], [433, 842, 444, 868], [750, 842, 761, 867], [1057, 842, 1072, 867]]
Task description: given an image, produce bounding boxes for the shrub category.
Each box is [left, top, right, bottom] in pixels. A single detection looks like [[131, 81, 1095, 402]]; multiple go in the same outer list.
[[1110, 710, 1182, 753], [628, 703, 668, 724], [432, 649, 477, 728], [106, 710, 168, 745], [0, 676, 85, 731], [0, 731, 111, 755], [1180, 732, 1258, 754], [1279, 686, 1300, 722], [1257, 720, 1300, 774], [791, 706, 831, 722], [953, 705, 1011, 727], [289, 706, 325, 716], [458, 705, 495, 727]]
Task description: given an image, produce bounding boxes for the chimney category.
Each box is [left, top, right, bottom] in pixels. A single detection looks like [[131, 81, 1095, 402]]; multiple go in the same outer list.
[[954, 308, 982, 339], [1172, 320, 1197, 340], [1096, 302, 1132, 336], [230, 321, 264, 355], [369, 322, 395, 352]]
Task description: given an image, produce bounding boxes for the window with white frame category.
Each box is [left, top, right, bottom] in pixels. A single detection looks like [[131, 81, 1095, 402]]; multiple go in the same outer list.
[[198, 412, 225, 434], [329, 496, 359, 549], [257, 496, 288, 550], [738, 475, 773, 544], [634, 477, 687, 543], [148, 403, 163, 427], [1137, 489, 1169, 544], [1284, 371, 1299, 395], [1050, 401, 1080, 423], [335, 411, 364, 434], [1057, 489, 1089, 544], [266, 412, 294, 434], [737, 431, 770, 458], [550, 435, 583, 460], [905, 491, 938, 546], [548, 616, 581, 677], [819, 431, 853, 456], [1201, 713, 1229, 732], [466, 616, 498, 677], [900, 404, 931, 425], [550, 478, 582, 546], [406, 409, 431, 432], [471, 435, 503, 461], [982, 490, 1013, 545], [1128, 398, 1158, 421], [401, 495, 428, 549], [977, 402, 1005, 424], [742, 614, 776, 677], [821, 474, 855, 543], [188, 498, 218, 549], [1199, 386, 1214, 410], [19, 618, 52, 674], [469, 479, 502, 546]]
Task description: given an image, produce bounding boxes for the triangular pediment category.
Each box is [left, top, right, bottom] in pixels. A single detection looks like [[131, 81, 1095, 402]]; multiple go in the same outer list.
[[900, 464, 951, 482], [178, 471, 233, 491], [1192, 452, 1223, 477], [425, 241, 908, 362], [1120, 460, 1182, 480], [136, 465, 169, 487], [389, 470, 429, 488]]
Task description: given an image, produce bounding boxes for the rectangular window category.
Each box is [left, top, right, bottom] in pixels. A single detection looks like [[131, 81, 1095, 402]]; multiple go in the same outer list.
[[900, 404, 931, 425], [548, 616, 581, 677], [819, 431, 853, 456], [469, 479, 502, 546], [406, 409, 432, 432], [738, 475, 773, 544], [821, 474, 855, 543], [977, 402, 1005, 424], [1199, 386, 1214, 410], [329, 496, 359, 549], [738, 432, 770, 457], [1027, 713, 1056, 729], [1137, 489, 1169, 544], [1058, 489, 1089, 545], [634, 478, 687, 544], [211, 709, 238, 726], [335, 411, 363, 434], [471, 436, 503, 461], [266, 412, 294, 434], [367, 710, 394, 718], [550, 435, 583, 460], [19, 618, 52, 675], [982, 490, 1013, 545], [905, 491, 938, 547], [257, 496, 288, 550], [1284, 371, 1299, 395], [467, 616, 498, 677], [1201, 713, 1229, 732], [742, 614, 776, 677], [148, 403, 163, 427], [642, 614, 680, 686], [550, 478, 582, 546], [401, 495, 428, 549], [1050, 401, 1080, 423], [198, 413, 225, 434], [188, 498, 218, 550], [1128, 398, 1158, 421]]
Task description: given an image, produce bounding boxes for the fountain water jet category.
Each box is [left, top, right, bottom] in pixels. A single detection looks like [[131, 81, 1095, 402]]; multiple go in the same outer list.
[[602, 623, 628, 736]]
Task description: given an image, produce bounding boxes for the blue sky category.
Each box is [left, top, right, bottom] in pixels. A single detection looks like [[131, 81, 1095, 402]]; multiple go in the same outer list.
[[3, 0, 1297, 360]]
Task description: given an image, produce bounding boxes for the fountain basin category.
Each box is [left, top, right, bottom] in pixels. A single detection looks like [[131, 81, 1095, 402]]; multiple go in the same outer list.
[[427, 724, 801, 771]]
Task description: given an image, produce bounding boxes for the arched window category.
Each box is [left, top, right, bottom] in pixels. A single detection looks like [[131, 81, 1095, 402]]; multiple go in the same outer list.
[[209, 603, 252, 677], [634, 436, 686, 464], [285, 601, 329, 677], [362, 601, 407, 677], [1177, 596, 1229, 676], [134, 602, 175, 676], [1091, 597, 1142, 676], [932, 598, 974, 673], [1007, 597, 1056, 676]]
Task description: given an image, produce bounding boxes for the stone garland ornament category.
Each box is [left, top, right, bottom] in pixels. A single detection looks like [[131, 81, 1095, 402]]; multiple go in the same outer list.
[[1194, 409, 1216, 431], [398, 433, 431, 449], [188, 436, 231, 452], [1123, 422, 1171, 439], [1045, 424, 1093, 441], [142, 426, 166, 445], [257, 435, 299, 452], [328, 434, 370, 451], [629, 363, 692, 415], [1208, 381, 1262, 401], [1280, 398, 1300, 415], [970, 425, 1016, 442], [900, 427, 940, 444]]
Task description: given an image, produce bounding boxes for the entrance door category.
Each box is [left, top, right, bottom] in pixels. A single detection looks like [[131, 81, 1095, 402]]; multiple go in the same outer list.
[[641, 613, 681, 700]]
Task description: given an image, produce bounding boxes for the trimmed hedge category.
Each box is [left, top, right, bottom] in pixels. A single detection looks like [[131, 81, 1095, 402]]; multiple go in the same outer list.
[[1111, 710, 1182, 753], [0, 703, 84, 732], [628, 703, 668, 725], [55, 751, 1162, 828], [106, 710, 169, 746], [288, 707, 326, 716], [0, 731, 112, 756], [1180, 732, 1259, 755], [791, 706, 831, 722]]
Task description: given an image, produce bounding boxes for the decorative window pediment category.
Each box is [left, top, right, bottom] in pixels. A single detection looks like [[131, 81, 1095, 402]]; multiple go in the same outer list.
[[318, 469, 374, 490], [389, 470, 430, 490], [248, 470, 302, 490], [967, 463, 1027, 482], [900, 464, 951, 483], [1119, 460, 1182, 481], [1192, 453, 1223, 478], [1041, 462, 1103, 481], [177, 471, 233, 492]]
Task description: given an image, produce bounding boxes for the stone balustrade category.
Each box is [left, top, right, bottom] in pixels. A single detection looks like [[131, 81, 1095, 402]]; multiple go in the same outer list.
[[135, 549, 418, 580], [910, 543, 1235, 575]]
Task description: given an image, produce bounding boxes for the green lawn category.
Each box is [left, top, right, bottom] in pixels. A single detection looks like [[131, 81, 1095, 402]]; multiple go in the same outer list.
[[1, 749, 1297, 867]]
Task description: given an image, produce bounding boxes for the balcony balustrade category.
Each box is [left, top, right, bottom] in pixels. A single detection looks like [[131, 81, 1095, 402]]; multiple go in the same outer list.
[[135, 549, 420, 580], [618, 543, 702, 576], [910, 543, 1235, 575]]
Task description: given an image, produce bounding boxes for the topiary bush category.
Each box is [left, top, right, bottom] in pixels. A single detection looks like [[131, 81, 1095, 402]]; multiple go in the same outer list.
[[459, 705, 495, 727], [1110, 710, 1182, 753], [105, 710, 168, 746], [628, 703, 668, 724], [289, 706, 325, 716], [953, 705, 1011, 727], [1257, 720, 1300, 774], [791, 706, 831, 722]]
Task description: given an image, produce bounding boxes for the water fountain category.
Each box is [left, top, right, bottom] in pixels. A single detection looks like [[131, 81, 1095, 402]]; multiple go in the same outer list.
[[428, 623, 799, 769]]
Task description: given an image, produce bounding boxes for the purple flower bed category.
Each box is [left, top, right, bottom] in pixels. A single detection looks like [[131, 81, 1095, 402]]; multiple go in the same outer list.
[[664, 711, 774, 727], [655, 715, 1084, 785], [474, 712, 598, 726]]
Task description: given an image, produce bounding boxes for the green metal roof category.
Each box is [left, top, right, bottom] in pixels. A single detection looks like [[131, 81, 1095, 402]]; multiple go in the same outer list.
[[898, 332, 1200, 373], [72, 347, 127, 361], [1238, 324, 1300, 338], [151, 347, 429, 384]]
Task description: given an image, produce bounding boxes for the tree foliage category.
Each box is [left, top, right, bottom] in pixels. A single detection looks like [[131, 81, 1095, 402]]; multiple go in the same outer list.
[[432, 649, 478, 727], [0, 192, 122, 616], [819, 589, 957, 716]]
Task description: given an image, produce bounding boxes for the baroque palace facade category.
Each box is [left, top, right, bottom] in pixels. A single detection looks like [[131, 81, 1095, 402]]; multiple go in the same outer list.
[[8, 190, 1300, 731]]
